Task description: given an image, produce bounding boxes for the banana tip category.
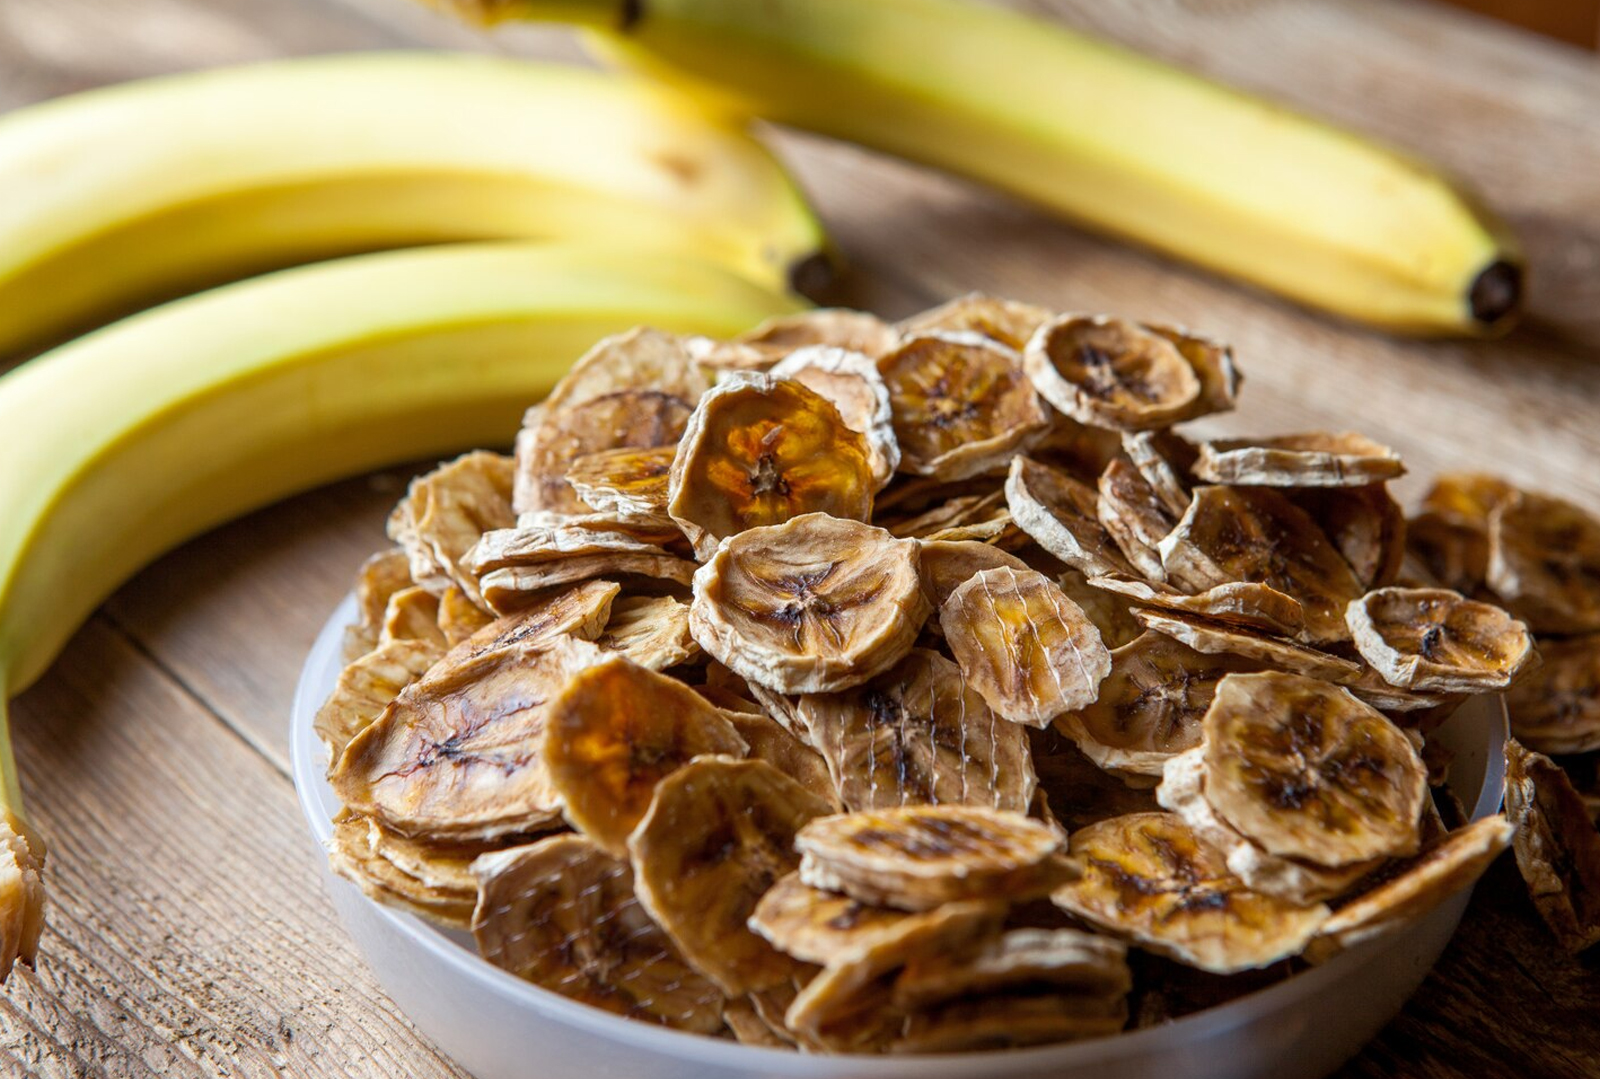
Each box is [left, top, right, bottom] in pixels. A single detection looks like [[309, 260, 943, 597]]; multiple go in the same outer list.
[[1469, 259, 1523, 335], [787, 251, 841, 302]]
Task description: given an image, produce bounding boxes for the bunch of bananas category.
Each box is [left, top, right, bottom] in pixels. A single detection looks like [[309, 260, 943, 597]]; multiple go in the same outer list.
[[0, 0, 1521, 981]]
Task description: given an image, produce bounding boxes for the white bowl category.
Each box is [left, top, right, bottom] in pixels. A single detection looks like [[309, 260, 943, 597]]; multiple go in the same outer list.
[[292, 594, 1507, 1079]]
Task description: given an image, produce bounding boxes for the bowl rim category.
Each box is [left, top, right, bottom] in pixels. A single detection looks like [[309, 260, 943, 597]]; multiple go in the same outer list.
[[293, 592, 1508, 1073]]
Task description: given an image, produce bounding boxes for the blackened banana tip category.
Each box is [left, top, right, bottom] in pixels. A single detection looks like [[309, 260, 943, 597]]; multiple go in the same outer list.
[[1469, 259, 1523, 331]]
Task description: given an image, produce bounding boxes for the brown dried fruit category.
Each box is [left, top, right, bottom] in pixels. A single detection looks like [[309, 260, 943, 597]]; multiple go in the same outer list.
[[1193, 433, 1404, 488], [1507, 635, 1600, 755], [1121, 429, 1198, 519], [1290, 484, 1407, 590], [898, 292, 1053, 352], [1505, 740, 1600, 953], [1405, 512, 1489, 595], [1006, 456, 1136, 578], [892, 927, 1130, 1010], [939, 566, 1112, 728], [327, 815, 476, 929], [379, 585, 446, 648], [1097, 458, 1177, 580], [916, 539, 1031, 608], [1133, 608, 1362, 683], [471, 835, 724, 1031], [1145, 324, 1241, 420], [1022, 315, 1200, 431], [888, 490, 1007, 541], [1030, 727, 1162, 831], [770, 346, 901, 487], [689, 513, 928, 694], [724, 709, 840, 810], [1423, 472, 1517, 528], [732, 308, 899, 363], [594, 593, 699, 670], [890, 993, 1128, 1053], [345, 548, 415, 661], [388, 451, 517, 602], [1090, 574, 1305, 639], [1058, 567, 1144, 650], [314, 638, 442, 763], [477, 552, 695, 612], [444, 578, 619, 664], [1347, 587, 1535, 693], [436, 584, 495, 646], [878, 332, 1049, 480], [1488, 490, 1600, 634], [667, 372, 875, 557], [564, 445, 676, 522]]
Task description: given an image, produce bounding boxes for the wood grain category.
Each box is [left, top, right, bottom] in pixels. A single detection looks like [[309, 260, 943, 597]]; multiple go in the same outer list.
[[3, 0, 1599, 1076]]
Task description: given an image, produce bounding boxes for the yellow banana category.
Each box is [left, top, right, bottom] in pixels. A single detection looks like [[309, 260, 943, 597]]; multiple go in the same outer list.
[[0, 242, 803, 979], [441, 0, 1522, 336], [0, 52, 828, 359]]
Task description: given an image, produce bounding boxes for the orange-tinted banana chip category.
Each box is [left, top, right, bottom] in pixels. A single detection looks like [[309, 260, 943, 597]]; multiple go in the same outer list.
[[1022, 315, 1201, 431], [916, 539, 1032, 608], [770, 346, 901, 488], [878, 332, 1048, 480], [1193, 432, 1404, 488], [1507, 634, 1600, 755], [731, 308, 900, 364], [564, 445, 676, 522], [668, 372, 875, 557], [345, 548, 415, 661], [379, 585, 445, 648], [1347, 586, 1535, 693], [594, 593, 699, 670], [1488, 490, 1600, 634], [436, 584, 495, 646], [724, 708, 840, 811], [1006, 456, 1137, 577]]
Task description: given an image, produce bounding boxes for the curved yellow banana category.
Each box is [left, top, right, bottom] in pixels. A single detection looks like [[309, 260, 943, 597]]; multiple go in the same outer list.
[[0, 52, 828, 358], [0, 242, 803, 979]]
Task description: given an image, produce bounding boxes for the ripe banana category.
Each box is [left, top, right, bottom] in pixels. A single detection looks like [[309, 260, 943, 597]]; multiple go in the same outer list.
[[0, 242, 802, 979], [0, 51, 828, 359], [440, 0, 1522, 336]]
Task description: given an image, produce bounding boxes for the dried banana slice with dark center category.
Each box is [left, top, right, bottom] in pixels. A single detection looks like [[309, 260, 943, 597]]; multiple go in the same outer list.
[[1193, 432, 1404, 487], [795, 649, 1036, 812], [667, 372, 875, 558], [594, 593, 699, 670], [388, 451, 517, 602], [564, 445, 676, 522], [1199, 672, 1428, 867], [1122, 429, 1198, 518], [543, 657, 748, 855], [1289, 484, 1407, 590], [1132, 608, 1362, 683], [916, 539, 1031, 608], [878, 331, 1048, 480], [1507, 634, 1600, 755], [1159, 485, 1365, 644], [1145, 323, 1241, 420], [1006, 456, 1137, 577], [1347, 587, 1535, 693], [1505, 740, 1600, 953], [796, 805, 1078, 911], [898, 292, 1054, 352], [770, 346, 901, 488], [1023, 315, 1201, 431], [315, 638, 443, 762], [1060, 630, 1259, 778], [939, 566, 1112, 728], [629, 757, 832, 994], [689, 513, 928, 694], [892, 927, 1130, 1010], [331, 636, 602, 841], [1090, 574, 1305, 638], [1051, 812, 1330, 974], [1097, 458, 1177, 580], [471, 834, 725, 1032], [1488, 490, 1600, 634]]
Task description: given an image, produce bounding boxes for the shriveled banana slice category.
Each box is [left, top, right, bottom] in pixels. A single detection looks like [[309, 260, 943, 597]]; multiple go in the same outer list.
[[888, 490, 1008, 540], [733, 308, 900, 363], [1121, 429, 1198, 519], [387, 451, 517, 601], [630, 757, 832, 994], [1051, 812, 1330, 974], [1193, 432, 1404, 487], [1197, 672, 1428, 867], [1132, 608, 1362, 683], [890, 993, 1128, 1054], [1145, 323, 1242, 420], [770, 346, 901, 488], [1029, 726, 1162, 831], [916, 539, 1031, 607], [940, 566, 1112, 728], [1406, 510, 1490, 596], [892, 927, 1130, 1010], [1289, 484, 1407, 590], [366, 817, 488, 895], [1006, 456, 1137, 577], [1159, 485, 1365, 644], [564, 445, 676, 521], [795, 648, 1036, 813], [1022, 315, 1201, 431], [1337, 667, 1456, 717], [379, 585, 446, 647], [1505, 740, 1600, 953], [1347, 587, 1535, 693], [345, 548, 415, 661], [1487, 490, 1600, 634], [877, 331, 1048, 480], [898, 292, 1054, 351], [314, 638, 443, 762], [1090, 574, 1306, 638], [445, 578, 618, 663], [543, 657, 748, 854], [471, 835, 725, 1032], [666, 372, 876, 558], [724, 709, 840, 810], [436, 584, 495, 646], [332, 636, 603, 841], [1097, 458, 1177, 580], [796, 805, 1078, 911], [1033, 417, 1126, 482], [722, 997, 793, 1048], [1423, 472, 1517, 528], [467, 516, 678, 574], [1507, 634, 1600, 755], [327, 815, 476, 929], [1060, 630, 1258, 778], [689, 513, 928, 694], [1058, 567, 1144, 650], [594, 593, 699, 670], [1305, 814, 1514, 962], [478, 554, 695, 613]]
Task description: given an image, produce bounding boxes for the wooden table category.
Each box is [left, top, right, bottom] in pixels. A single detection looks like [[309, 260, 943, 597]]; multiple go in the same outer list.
[[2, 1, 1598, 1075]]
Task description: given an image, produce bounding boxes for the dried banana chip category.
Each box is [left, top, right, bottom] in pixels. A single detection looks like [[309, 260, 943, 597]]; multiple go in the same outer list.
[[366, 817, 488, 895], [878, 332, 1048, 480], [1060, 630, 1258, 779], [445, 578, 618, 663], [1033, 417, 1126, 483], [888, 490, 1007, 540], [1488, 490, 1600, 634], [467, 517, 677, 574], [1193, 433, 1404, 488], [1051, 813, 1330, 974], [388, 451, 516, 602], [1405, 511, 1489, 596], [1058, 568, 1144, 650], [478, 553, 695, 612], [1097, 458, 1177, 580], [667, 372, 875, 558], [1507, 634, 1600, 755], [564, 445, 676, 521], [345, 548, 415, 661], [1505, 740, 1600, 952], [1121, 430, 1198, 519], [1306, 814, 1514, 962], [733, 308, 899, 363], [770, 346, 901, 488], [891, 993, 1127, 1053], [1132, 608, 1362, 683], [630, 757, 831, 994], [379, 585, 446, 648], [795, 648, 1037, 812], [436, 584, 495, 646], [594, 593, 699, 670], [1006, 456, 1137, 577], [327, 816, 476, 929], [722, 997, 793, 1048], [1159, 485, 1365, 644], [544, 658, 748, 854], [916, 539, 1031, 608], [1196, 672, 1428, 867], [472, 834, 724, 1032], [1347, 587, 1535, 693], [1290, 484, 1407, 590], [796, 805, 1078, 911], [1029, 726, 1162, 831], [1022, 315, 1201, 431], [898, 292, 1053, 352], [939, 566, 1111, 728], [332, 636, 603, 841], [1422, 471, 1516, 528], [689, 513, 928, 694], [892, 927, 1130, 1010], [1090, 574, 1306, 638], [314, 638, 442, 762], [724, 709, 840, 811], [1145, 324, 1241, 419]]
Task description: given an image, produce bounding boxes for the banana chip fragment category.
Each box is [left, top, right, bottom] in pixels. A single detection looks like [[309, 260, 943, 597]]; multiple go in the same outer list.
[[1097, 458, 1176, 580], [1007, 456, 1136, 577], [1347, 587, 1535, 693], [892, 927, 1130, 1010], [315, 638, 443, 762], [345, 548, 415, 660], [770, 346, 901, 488], [1505, 740, 1600, 953], [1193, 432, 1403, 488], [327, 816, 476, 929], [1022, 315, 1201, 431], [1122, 430, 1197, 519], [594, 593, 699, 670], [1507, 635, 1600, 755], [1133, 608, 1362, 683], [564, 445, 676, 522], [898, 293, 1053, 352], [1091, 574, 1305, 638], [388, 451, 517, 603], [1488, 491, 1600, 634]]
